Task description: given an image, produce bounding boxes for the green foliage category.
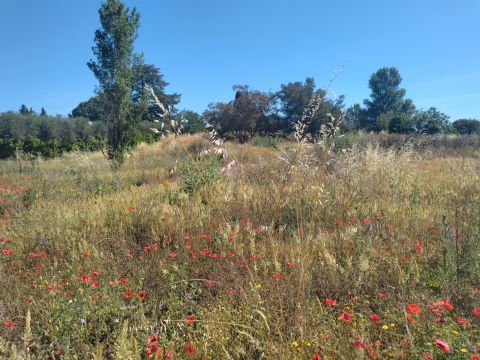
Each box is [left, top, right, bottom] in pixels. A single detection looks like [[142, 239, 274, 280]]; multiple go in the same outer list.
[[388, 113, 416, 134], [88, 0, 141, 168], [278, 78, 345, 136], [251, 135, 281, 149], [452, 118, 480, 135], [0, 112, 105, 159], [179, 155, 221, 194], [414, 107, 449, 134], [277, 77, 316, 128], [178, 110, 205, 134], [132, 61, 180, 121], [362, 67, 415, 131], [204, 85, 286, 141], [70, 96, 103, 121], [331, 132, 369, 151]]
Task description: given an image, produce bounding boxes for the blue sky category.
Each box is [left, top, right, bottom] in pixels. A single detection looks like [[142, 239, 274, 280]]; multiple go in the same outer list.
[[0, 0, 479, 120]]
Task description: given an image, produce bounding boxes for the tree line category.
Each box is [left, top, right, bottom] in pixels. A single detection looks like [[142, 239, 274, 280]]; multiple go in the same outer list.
[[1, 0, 479, 163]]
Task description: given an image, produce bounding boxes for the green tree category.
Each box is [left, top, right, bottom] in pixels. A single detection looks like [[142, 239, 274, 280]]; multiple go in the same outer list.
[[388, 113, 415, 134], [87, 0, 140, 168], [363, 67, 415, 131], [178, 110, 205, 134], [19, 104, 31, 115], [73, 61, 179, 123], [132, 61, 180, 120], [204, 85, 280, 141], [277, 77, 316, 129], [452, 119, 480, 135], [40, 107, 47, 116], [345, 103, 366, 130], [277, 78, 345, 136], [414, 107, 449, 134], [70, 96, 103, 121]]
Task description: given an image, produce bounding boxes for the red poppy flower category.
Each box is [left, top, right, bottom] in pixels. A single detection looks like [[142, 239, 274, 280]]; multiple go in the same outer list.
[[312, 354, 322, 360], [187, 314, 196, 325], [127, 205, 136, 212], [166, 351, 173, 360], [168, 252, 177, 257], [124, 291, 133, 299], [138, 291, 146, 302], [325, 298, 336, 307], [369, 313, 381, 323], [119, 277, 128, 284], [185, 343, 196, 356], [355, 340, 366, 349], [3, 320, 16, 328], [147, 334, 158, 345], [80, 274, 91, 283], [434, 339, 450, 353], [83, 252, 91, 257], [471, 355, 480, 360], [442, 299, 454, 311], [458, 317, 468, 326], [415, 246, 423, 254], [407, 304, 421, 314], [91, 270, 100, 277], [472, 307, 480, 317], [204, 280, 214, 287], [2, 249, 13, 255], [287, 261, 297, 267], [341, 312, 352, 323], [274, 273, 282, 281]]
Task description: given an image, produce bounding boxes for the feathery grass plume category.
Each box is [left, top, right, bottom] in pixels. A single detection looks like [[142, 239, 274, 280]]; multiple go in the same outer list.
[[145, 84, 184, 137], [202, 121, 236, 174], [114, 320, 140, 360]]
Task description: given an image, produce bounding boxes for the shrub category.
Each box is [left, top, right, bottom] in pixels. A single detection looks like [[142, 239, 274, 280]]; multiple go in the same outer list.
[[178, 154, 221, 194], [251, 135, 281, 149]]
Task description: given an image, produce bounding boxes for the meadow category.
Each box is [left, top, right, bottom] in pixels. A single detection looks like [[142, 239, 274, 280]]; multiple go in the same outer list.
[[0, 134, 479, 359]]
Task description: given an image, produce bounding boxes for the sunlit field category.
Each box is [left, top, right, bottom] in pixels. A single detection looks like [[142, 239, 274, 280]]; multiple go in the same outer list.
[[1, 134, 479, 359]]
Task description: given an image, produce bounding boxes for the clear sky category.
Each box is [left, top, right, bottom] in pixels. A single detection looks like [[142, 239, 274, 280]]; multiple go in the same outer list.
[[0, 0, 479, 120]]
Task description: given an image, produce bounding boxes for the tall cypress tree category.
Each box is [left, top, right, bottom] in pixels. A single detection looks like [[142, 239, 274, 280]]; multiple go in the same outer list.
[[87, 0, 140, 168]]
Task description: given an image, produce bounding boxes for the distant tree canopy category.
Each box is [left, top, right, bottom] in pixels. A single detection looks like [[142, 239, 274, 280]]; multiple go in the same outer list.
[[72, 60, 180, 123], [177, 110, 205, 134], [452, 119, 480, 135], [5, 59, 476, 161], [277, 77, 316, 128], [358, 67, 416, 131], [70, 96, 103, 120], [344, 67, 458, 135], [277, 77, 345, 134], [0, 112, 105, 159], [204, 85, 282, 141], [414, 107, 450, 134], [204, 79, 346, 141]]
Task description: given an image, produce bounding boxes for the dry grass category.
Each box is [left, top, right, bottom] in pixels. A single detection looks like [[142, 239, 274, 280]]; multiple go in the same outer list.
[[0, 135, 479, 359]]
